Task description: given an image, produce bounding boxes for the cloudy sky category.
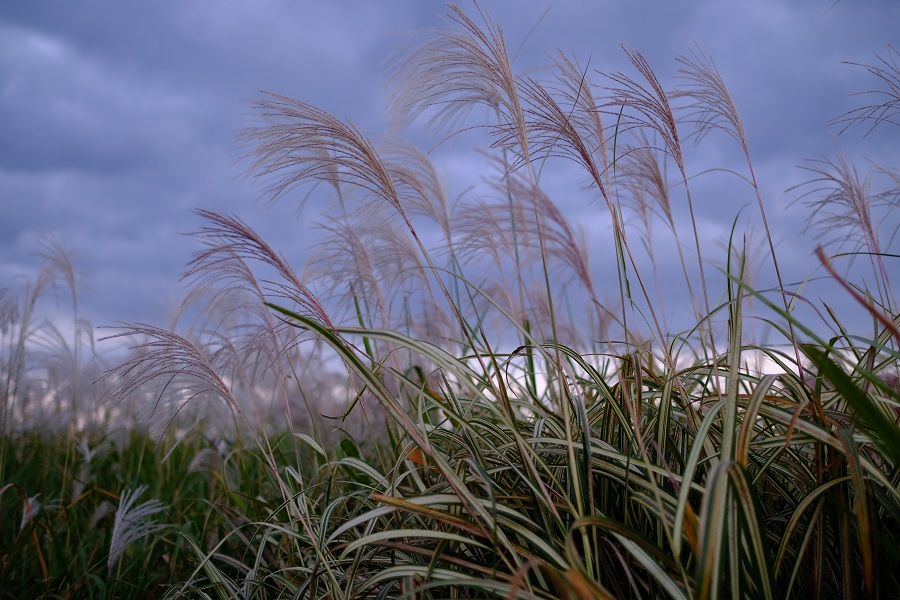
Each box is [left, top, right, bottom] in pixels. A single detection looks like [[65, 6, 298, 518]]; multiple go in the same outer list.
[[2, 1, 898, 343]]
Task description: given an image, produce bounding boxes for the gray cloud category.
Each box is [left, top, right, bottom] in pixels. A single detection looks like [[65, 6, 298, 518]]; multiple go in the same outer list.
[[1, 0, 896, 338]]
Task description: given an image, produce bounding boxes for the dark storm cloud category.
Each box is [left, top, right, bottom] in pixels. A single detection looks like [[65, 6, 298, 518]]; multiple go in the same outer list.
[[0, 0, 896, 336]]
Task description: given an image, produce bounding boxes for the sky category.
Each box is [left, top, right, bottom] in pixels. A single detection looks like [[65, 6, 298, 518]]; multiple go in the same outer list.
[[1, 0, 898, 345]]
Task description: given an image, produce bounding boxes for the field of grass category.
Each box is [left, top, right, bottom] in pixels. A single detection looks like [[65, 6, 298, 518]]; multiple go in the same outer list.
[[2, 5, 899, 598], [0, 430, 319, 597]]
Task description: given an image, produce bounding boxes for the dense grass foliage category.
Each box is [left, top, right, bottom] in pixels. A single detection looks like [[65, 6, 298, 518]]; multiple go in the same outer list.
[[0, 430, 333, 598], [2, 4, 899, 598]]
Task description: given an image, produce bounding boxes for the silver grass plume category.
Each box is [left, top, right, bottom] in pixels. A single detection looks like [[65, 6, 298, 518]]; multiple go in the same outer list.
[[108, 485, 167, 573]]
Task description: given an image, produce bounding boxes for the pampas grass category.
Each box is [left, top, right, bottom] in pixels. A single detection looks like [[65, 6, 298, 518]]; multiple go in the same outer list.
[[107, 485, 168, 573], [3, 3, 899, 598]]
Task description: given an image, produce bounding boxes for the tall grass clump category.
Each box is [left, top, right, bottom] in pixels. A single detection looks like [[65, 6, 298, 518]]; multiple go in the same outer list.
[[5, 3, 899, 598], [96, 4, 900, 598], [0, 238, 106, 437]]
